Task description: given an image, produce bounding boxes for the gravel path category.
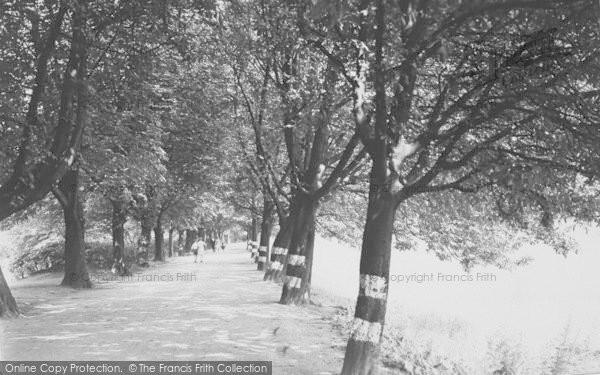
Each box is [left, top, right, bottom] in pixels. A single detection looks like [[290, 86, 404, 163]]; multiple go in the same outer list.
[[0, 245, 347, 375]]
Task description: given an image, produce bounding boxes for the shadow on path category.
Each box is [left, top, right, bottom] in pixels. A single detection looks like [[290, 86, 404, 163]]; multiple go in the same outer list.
[[0, 246, 346, 375]]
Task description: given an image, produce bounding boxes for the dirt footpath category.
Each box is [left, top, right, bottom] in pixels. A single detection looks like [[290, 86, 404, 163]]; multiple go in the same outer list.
[[0, 246, 348, 375]]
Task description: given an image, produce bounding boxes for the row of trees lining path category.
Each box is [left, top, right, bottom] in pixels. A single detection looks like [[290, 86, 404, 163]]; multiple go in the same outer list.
[[1, 1, 600, 374]]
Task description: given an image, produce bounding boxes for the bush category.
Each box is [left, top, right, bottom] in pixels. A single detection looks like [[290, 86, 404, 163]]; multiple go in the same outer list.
[[539, 327, 600, 375], [486, 336, 525, 375], [84, 241, 114, 269], [3, 201, 133, 278], [10, 238, 64, 278], [10, 238, 122, 279], [331, 303, 468, 375]]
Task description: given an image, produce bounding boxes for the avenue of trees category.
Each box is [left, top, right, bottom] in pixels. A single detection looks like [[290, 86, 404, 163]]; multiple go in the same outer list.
[[1, 1, 599, 373]]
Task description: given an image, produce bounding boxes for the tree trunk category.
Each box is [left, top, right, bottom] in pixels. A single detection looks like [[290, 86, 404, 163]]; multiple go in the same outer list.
[[250, 214, 259, 242], [168, 225, 174, 257], [264, 195, 306, 282], [257, 199, 275, 271], [56, 169, 91, 289], [110, 197, 129, 275], [0, 267, 19, 318], [340, 193, 397, 375], [264, 214, 294, 282], [208, 231, 216, 251], [56, 5, 90, 289], [137, 222, 152, 266], [137, 183, 156, 265], [178, 229, 185, 256], [340, 1, 398, 371], [184, 229, 197, 253], [279, 194, 317, 305], [154, 215, 164, 261], [305, 219, 316, 289]]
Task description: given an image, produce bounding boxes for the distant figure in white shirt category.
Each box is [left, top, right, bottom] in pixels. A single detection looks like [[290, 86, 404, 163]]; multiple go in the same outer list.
[[191, 238, 205, 263]]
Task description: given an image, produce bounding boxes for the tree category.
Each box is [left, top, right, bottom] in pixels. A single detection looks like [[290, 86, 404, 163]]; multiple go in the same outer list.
[[222, 1, 368, 301], [0, 0, 81, 315], [222, 1, 290, 271], [0, 1, 76, 221], [264, 0, 600, 371], [50, 0, 91, 289], [79, 0, 219, 269], [268, 31, 365, 305], [296, 1, 600, 373], [53, 169, 91, 288]]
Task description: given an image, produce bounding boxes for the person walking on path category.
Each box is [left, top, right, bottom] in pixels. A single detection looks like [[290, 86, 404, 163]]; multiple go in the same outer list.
[[191, 238, 205, 263]]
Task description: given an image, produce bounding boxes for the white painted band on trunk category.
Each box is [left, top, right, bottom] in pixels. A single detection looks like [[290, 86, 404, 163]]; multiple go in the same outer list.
[[269, 261, 283, 271], [284, 276, 302, 289], [287, 254, 305, 266], [350, 317, 383, 344], [259, 246, 267, 251], [258, 256, 267, 262], [273, 247, 288, 255], [359, 274, 387, 300]]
